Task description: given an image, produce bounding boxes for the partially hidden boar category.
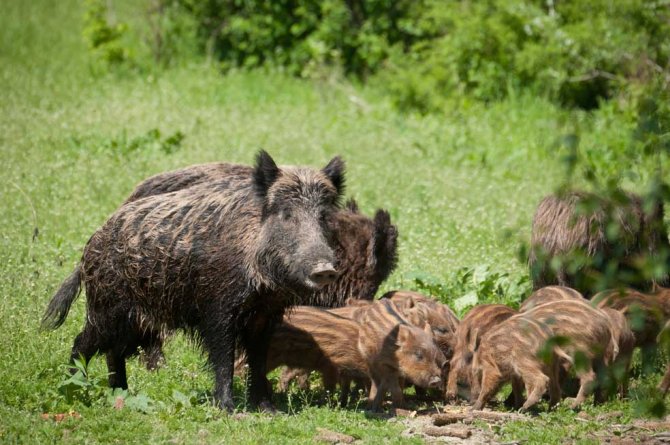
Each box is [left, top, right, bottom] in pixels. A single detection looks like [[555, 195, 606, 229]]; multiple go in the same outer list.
[[277, 299, 370, 393], [445, 304, 516, 402], [528, 190, 670, 295], [592, 287, 670, 376], [42, 151, 345, 411], [522, 299, 616, 408], [266, 306, 367, 407], [381, 290, 459, 361], [267, 302, 445, 412], [519, 286, 584, 312], [471, 315, 564, 411]]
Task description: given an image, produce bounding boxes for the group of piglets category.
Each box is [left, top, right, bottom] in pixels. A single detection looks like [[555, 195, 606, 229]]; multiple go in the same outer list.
[[449, 285, 670, 411], [262, 285, 670, 412]]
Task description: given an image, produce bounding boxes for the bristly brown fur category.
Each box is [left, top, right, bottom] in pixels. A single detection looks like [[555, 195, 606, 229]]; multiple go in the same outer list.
[[125, 162, 397, 308], [357, 299, 446, 412], [529, 190, 670, 294], [471, 314, 563, 411], [519, 286, 584, 312], [445, 304, 516, 402], [592, 287, 670, 383], [380, 290, 459, 361], [114, 160, 397, 375], [522, 299, 616, 408], [266, 306, 368, 407]]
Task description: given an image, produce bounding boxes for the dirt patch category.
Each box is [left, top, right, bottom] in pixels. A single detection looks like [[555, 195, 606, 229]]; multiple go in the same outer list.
[[396, 406, 516, 444]]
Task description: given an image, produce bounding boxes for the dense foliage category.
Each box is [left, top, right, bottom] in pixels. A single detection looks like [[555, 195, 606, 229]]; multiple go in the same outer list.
[[154, 0, 670, 112]]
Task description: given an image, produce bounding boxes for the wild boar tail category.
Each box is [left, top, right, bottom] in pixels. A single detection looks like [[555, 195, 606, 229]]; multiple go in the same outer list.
[[41, 267, 82, 330], [609, 331, 620, 362], [553, 346, 574, 365]]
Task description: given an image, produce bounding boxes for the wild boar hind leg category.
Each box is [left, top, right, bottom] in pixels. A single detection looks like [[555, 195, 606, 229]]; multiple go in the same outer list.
[[520, 373, 550, 411], [472, 369, 502, 410], [69, 322, 102, 373], [570, 366, 596, 409]]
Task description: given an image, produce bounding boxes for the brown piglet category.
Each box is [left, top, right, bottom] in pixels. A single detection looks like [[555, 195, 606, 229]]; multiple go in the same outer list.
[[445, 304, 516, 402], [471, 314, 564, 411]]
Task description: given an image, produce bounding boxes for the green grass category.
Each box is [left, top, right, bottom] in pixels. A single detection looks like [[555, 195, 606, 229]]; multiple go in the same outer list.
[[0, 0, 668, 443]]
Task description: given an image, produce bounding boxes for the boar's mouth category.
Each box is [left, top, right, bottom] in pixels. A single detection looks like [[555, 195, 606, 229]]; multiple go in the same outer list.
[[428, 375, 442, 389]]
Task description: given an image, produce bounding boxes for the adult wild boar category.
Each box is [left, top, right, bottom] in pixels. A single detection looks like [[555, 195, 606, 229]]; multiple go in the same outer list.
[[529, 190, 670, 295], [42, 151, 345, 411], [123, 163, 399, 370], [125, 164, 398, 307]]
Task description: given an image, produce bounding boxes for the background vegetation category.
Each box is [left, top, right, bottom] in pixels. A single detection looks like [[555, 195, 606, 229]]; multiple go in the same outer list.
[[1, 0, 668, 443]]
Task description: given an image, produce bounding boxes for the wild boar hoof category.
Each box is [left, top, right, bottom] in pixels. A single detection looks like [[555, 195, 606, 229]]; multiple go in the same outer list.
[[564, 397, 581, 410]]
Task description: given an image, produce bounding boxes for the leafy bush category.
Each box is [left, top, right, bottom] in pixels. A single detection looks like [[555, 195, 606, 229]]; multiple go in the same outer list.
[[83, 0, 134, 67], [406, 264, 531, 316], [177, 0, 421, 77], [385, 0, 670, 111], [83, 0, 199, 71], [169, 0, 670, 113]]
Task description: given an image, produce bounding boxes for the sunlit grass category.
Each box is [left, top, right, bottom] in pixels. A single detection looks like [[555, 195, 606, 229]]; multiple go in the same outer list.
[[0, 0, 668, 443]]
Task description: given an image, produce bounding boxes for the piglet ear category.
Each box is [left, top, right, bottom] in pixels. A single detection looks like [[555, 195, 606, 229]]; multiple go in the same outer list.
[[322, 156, 346, 196], [396, 324, 410, 345], [473, 329, 482, 352], [253, 150, 280, 198], [344, 198, 359, 213]]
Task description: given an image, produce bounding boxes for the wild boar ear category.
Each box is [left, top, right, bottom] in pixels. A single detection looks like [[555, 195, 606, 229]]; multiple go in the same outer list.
[[474, 330, 482, 352], [322, 156, 346, 196], [367, 210, 399, 279], [253, 150, 280, 198], [469, 328, 481, 352], [404, 296, 416, 310], [396, 324, 410, 345], [344, 198, 359, 213]]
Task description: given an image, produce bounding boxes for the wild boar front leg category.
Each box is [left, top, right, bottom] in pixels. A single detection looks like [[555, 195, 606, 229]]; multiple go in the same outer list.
[[368, 379, 384, 412], [511, 376, 524, 409], [472, 368, 501, 410], [521, 373, 549, 411], [571, 365, 596, 408], [445, 361, 461, 401]]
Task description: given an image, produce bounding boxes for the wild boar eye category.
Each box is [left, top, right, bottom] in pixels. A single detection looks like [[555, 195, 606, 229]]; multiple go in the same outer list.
[[414, 351, 424, 361], [434, 327, 447, 334], [281, 210, 292, 220]]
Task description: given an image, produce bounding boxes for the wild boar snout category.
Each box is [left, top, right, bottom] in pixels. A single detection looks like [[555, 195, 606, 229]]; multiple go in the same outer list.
[[308, 262, 338, 288], [428, 375, 442, 389]]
